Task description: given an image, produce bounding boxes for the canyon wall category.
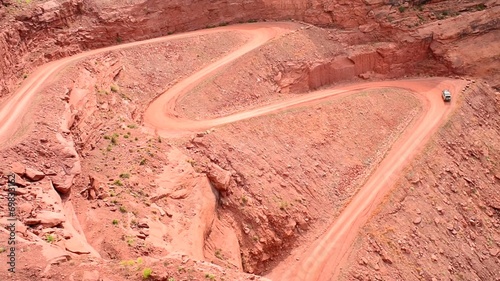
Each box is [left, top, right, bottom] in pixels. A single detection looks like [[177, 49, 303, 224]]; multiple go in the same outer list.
[[0, 0, 498, 98], [0, 0, 392, 98]]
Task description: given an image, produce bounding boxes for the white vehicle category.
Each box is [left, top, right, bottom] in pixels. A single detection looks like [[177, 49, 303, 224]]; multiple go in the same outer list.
[[442, 89, 451, 102]]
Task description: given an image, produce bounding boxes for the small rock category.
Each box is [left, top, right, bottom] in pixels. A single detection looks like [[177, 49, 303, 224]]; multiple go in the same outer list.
[[416, 208, 421, 215], [243, 227, 250, 234], [137, 219, 149, 228], [431, 254, 437, 261], [15, 187, 29, 195], [100, 102, 109, 111], [437, 206, 443, 214], [382, 256, 393, 264], [11, 162, 25, 175], [25, 167, 45, 181], [490, 248, 499, 257], [165, 209, 173, 217], [446, 223, 454, 231], [359, 23, 378, 33], [24, 218, 41, 226], [413, 217, 422, 225]]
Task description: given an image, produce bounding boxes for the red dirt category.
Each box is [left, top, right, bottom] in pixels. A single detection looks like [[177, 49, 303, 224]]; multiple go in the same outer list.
[[0, 1, 499, 281]]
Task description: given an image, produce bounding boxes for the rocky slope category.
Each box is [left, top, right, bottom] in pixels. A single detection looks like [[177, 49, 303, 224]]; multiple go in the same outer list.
[[186, 88, 422, 273], [342, 81, 500, 281]]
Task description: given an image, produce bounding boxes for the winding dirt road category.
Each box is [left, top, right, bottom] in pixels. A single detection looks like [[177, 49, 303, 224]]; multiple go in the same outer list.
[[0, 22, 296, 145], [0, 22, 466, 281]]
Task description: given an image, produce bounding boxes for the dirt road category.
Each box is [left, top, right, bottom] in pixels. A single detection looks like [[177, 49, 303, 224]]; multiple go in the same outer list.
[[266, 79, 466, 281], [0, 22, 297, 145], [0, 22, 467, 281]]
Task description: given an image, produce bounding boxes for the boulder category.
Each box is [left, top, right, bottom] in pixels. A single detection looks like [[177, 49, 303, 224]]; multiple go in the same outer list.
[[65, 238, 90, 254], [11, 162, 25, 175], [207, 163, 231, 192], [52, 172, 76, 193], [13, 173, 28, 187], [25, 167, 45, 181], [36, 211, 65, 228]]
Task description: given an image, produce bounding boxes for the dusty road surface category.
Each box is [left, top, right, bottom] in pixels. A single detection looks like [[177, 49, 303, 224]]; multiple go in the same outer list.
[[0, 22, 298, 145], [0, 21, 467, 281]]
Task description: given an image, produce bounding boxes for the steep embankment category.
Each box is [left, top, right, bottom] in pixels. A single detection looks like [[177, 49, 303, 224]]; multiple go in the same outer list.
[[341, 82, 500, 281], [185, 87, 423, 274]]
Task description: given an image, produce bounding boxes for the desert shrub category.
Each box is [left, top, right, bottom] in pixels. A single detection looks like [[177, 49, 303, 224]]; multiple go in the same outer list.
[[142, 268, 152, 279]]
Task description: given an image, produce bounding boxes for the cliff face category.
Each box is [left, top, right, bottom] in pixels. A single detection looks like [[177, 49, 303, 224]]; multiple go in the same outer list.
[[0, 0, 85, 97], [80, 0, 377, 48], [0, 0, 498, 98]]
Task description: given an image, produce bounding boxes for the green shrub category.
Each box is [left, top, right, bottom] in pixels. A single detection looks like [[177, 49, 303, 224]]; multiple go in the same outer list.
[[279, 201, 288, 210], [46, 234, 55, 243], [476, 3, 486, 11], [142, 268, 152, 279], [241, 195, 248, 205], [119, 206, 127, 213]]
